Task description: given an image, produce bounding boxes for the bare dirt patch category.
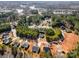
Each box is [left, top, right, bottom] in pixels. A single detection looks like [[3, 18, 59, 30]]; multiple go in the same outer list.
[[50, 32, 79, 56]]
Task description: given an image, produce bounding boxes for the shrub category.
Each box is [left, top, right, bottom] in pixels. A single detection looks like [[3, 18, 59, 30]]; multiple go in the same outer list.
[[46, 28, 62, 42]]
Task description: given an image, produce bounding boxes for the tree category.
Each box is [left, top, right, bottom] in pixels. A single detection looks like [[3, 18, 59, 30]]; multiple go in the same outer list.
[[0, 23, 11, 33], [11, 47, 17, 58], [0, 44, 5, 55], [46, 29, 55, 36], [67, 50, 77, 58], [46, 28, 62, 42], [16, 24, 39, 39]]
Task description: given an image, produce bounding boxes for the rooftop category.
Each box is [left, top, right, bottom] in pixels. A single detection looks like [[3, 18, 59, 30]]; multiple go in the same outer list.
[[12, 42, 20, 48], [43, 47, 50, 53], [21, 42, 29, 49], [32, 46, 40, 53]]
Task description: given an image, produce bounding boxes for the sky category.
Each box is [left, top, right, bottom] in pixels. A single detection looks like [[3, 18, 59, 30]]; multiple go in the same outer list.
[[0, 0, 78, 1]]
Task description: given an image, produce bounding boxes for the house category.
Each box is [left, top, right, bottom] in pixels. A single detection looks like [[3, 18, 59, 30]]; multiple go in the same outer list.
[[32, 46, 40, 54], [39, 32, 45, 38], [43, 47, 50, 53], [12, 42, 20, 48], [3, 38, 12, 45], [2, 33, 12, 45], [60, 26, 65, 30], [53, 9, 71, 15], [0, 8, 12, 13], [29, 5, 37, 10], [53, 9, 76, 15], [2, 33, 9, 39], [21, 42, 29, 50], [16, 9, 24, 15]]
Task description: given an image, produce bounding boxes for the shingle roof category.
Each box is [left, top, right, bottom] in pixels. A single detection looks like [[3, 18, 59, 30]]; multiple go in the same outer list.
[[3, 38, 11, 45], [43, 47, 50, 53], [12, 42, 20, 48], [21, 42, 29, 48], [39, 33, 44, 38], [32, 46, 40, 53], [3, 39, 9, 44], [2, 33, 9, 39]]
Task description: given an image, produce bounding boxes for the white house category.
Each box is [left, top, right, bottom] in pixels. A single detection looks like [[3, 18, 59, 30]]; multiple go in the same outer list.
[[53, 9, 74, 15]]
